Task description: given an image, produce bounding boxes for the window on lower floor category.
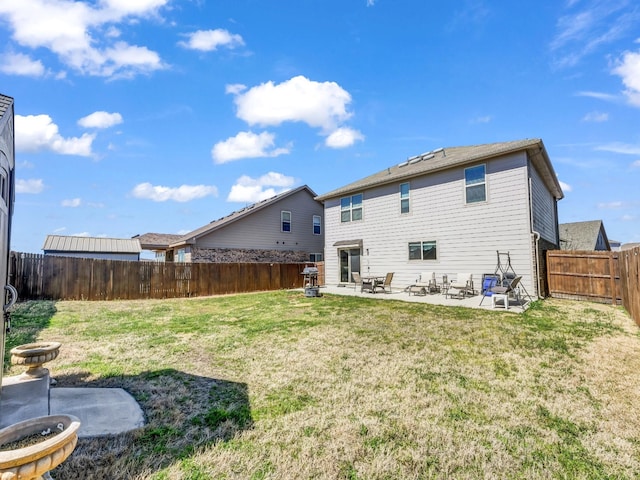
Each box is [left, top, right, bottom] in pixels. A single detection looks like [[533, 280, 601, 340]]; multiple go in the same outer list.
[[281, 210, 291, 232], [310, 253, 323, 262], [408, 241, 437, 260], [176, 248, 186, 262]]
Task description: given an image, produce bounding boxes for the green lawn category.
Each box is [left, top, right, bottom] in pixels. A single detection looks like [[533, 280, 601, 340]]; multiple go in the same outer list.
[[4, 291, 640, 479]]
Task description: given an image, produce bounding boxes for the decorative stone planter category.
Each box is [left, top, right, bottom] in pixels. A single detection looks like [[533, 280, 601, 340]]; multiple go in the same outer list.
[[9, 343, 61, 379], [0, 414, 81, 480]]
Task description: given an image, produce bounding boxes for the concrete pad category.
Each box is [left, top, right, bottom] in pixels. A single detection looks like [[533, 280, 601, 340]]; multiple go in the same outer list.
[[0, 374, 50, 429], [50, 387, 144, 438]]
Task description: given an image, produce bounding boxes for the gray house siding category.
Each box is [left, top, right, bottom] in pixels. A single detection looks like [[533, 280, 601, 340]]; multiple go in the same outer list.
[[193, 191, 323, 253], [324, 151, 539, 296], [529, 162, 558, 244]]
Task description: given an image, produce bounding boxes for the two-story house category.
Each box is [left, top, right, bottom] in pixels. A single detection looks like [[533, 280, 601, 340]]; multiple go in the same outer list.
[[315, 139, 564, 298]]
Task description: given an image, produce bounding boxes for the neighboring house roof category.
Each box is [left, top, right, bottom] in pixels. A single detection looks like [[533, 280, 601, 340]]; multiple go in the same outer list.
[[559, 221, 610, 251], [134, 233, 184, 250], [621, 242, 640, 251], [43, 235, 141, 253], [170, 185, 318, 247], [315, 138, 564, 201], [0, 94, 13, 119]]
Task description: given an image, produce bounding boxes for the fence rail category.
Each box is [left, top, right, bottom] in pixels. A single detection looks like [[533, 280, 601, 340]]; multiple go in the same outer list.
[[9, 253, 312, 301]]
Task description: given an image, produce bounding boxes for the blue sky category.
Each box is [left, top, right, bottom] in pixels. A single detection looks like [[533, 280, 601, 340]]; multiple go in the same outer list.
[[1, 0, 639, 256]]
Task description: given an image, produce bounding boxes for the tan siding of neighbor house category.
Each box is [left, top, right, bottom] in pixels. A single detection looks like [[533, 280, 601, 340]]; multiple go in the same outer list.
[[194, 190, 324, 254], [324, 151, 538, 295], [530, 162, 558, 245]]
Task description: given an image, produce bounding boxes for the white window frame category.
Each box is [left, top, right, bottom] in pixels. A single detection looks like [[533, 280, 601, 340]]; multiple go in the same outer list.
[[281, 210, 292, 232], [313, 215, 322, 235], [400, 182, 410, 214], [408, 241, 437, 260], [465, 164, 487, 204], [340, 193, 363, 223]]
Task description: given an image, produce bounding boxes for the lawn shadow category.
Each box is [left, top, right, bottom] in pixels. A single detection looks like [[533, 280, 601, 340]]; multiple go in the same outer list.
[[3, 300, 57, 370], [51, 368, 252, 479]]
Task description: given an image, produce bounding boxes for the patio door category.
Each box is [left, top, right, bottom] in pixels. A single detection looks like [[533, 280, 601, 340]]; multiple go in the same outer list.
[[339, 248, 361, 283]]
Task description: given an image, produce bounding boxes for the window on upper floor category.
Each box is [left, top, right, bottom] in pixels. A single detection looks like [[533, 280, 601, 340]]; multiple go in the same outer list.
[[313, 215, 321, 235], [408, 240, 437, 260], [340, 193, 363, 222], [310, 253, 323, 262], [281, 211, 291, 232], [465, 164, 486, 204], [400, 182, 410, 214]]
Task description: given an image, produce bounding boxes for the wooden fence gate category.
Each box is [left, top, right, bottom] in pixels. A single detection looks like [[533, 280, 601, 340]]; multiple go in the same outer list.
[[546, 250, 622, 305]]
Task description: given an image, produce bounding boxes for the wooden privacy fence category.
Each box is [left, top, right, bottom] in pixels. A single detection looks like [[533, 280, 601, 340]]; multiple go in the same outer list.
[[547, 250, 621, 305], [618, 247, 640, 326], [9, 252, 312, 301]]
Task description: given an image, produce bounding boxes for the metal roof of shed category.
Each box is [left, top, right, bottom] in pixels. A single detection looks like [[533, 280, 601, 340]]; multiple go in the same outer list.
[[43, 235, 141, 253]]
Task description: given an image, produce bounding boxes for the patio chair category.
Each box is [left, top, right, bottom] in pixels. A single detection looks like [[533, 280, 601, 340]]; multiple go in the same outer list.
[[478, 273, 501, 306], [353, 272, 373, 293], [408, 272, 436, 295], [446, 273, 473, 299], [489, 275, 523, 309], [373, 272, 394, 293]]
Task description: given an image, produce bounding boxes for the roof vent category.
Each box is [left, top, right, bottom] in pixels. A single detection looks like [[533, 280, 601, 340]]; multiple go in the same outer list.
[[422, 153, 435, 161], [398, 161, 409, 167]]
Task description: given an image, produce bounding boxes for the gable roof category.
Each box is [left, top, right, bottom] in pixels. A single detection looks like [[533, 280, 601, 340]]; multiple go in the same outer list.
[[170, 185, 318, 247], [133, 233, 184, 250], [315, 138, 564, 201], [559, 220, 609, 251], [43, 235, 141, 253]]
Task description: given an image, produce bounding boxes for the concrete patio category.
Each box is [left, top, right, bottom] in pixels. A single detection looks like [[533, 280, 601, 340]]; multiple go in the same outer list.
[[316, 284, 529, 311]]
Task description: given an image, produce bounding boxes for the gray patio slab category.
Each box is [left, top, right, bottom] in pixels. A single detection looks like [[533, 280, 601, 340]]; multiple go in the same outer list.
[[50, 387, 144, 438], [315, 285, 528, 310]]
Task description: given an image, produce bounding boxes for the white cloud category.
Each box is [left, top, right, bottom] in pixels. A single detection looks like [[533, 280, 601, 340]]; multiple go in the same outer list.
[[15, 179, 44, 194], [595, 142, 640, 155], [15, 114, 95, 156], [612, 49, 640, 107], [179, 29, 244, 51], [0, 0, 168, 78], [325, 127, 365, 149], [225, 83, 246, 95], [211, 131, 290, 164], [0, 52, 45, 76], [559, 180, 572, 193], [597, 201, 623, 209], [550, 2, 637, 68], [621, 214, 635, 221], [78, 111, 123, 129], [470, 115, 493, 124], [227, 172, 295, 203], [61, 198, 82, 207], [575, 91, 618, 101], [632, 160, 640, 168], [131, 183, 218, 202], [582, 111, 608, 122], [231, 75, 353, 132]]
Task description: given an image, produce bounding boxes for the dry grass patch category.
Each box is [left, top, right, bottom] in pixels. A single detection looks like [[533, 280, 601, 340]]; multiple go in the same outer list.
[[4, 293, 640, 479]]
